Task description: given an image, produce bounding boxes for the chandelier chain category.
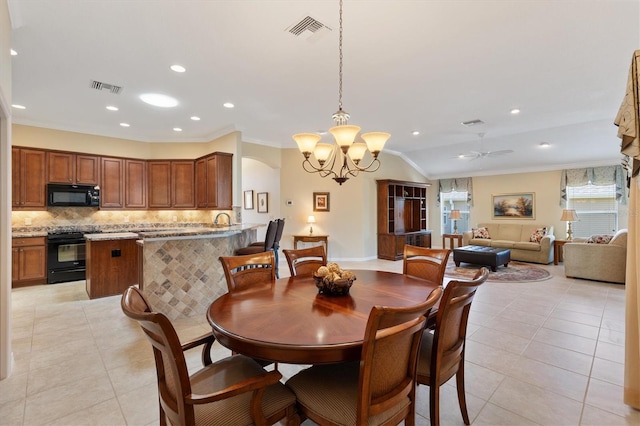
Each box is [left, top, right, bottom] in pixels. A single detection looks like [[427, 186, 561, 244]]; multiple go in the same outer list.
[[337, 0, 343, 111]]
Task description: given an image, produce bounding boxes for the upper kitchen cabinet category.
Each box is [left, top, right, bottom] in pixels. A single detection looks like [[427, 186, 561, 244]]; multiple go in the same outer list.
[[12, 147, 47, 210], [100, 157, 124, 209], [195, 152, 233, 209], [147, 160, 195, 209], [101, 157, 148, 209], [124, 159, 147, 209], [47, 151, 100, 185]]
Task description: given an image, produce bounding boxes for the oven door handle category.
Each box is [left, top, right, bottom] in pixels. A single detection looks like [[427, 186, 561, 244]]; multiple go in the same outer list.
[[48, 239, 85, 245]]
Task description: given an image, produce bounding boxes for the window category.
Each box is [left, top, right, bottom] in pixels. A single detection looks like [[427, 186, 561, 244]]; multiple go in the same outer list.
[[566, 184, 618, 237], [441, 191, 469, 234]]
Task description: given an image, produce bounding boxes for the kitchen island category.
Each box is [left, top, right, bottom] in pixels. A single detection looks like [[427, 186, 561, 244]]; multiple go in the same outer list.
[[135, 224, 259, 319]]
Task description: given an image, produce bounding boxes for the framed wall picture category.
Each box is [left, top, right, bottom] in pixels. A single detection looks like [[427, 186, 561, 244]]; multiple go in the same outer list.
[[492, 192, 535, 219], [313, 192, 330, 212], [257, 192, 268, 213], [244, 190, 254, 210]]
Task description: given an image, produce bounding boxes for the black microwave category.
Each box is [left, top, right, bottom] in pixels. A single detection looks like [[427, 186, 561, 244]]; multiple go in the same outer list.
[[47, 184, 100, 207]]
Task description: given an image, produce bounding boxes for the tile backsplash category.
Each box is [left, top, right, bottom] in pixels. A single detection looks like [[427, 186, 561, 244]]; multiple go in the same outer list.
[[12, 207, 241, 231]]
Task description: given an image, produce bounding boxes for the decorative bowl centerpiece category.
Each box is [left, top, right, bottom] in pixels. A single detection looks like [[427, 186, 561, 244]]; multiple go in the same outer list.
[[313, 263, 356, 296]]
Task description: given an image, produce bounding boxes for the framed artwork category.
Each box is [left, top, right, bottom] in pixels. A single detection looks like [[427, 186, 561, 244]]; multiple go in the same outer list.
[[492, 193, 535, 219], [313, 192, 330, 212], [257, 192, 268, 213], [244, 190, 254, 210]]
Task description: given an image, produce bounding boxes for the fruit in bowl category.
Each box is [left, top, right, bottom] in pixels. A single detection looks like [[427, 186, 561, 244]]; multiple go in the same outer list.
[[313, 263, 356, 296]]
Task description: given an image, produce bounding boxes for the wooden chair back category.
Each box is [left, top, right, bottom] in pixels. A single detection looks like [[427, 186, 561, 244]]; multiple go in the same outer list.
[[121, 286, 197, 426], [219, 250, 276, 293], [356, 286, 443, 424], [417, 267, 489, 426], [282, 245, 327, 277], [403, 245, 451, 285]]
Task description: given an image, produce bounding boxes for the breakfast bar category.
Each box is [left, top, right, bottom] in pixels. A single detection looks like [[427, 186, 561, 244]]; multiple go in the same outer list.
[[135, 224, 260, 319]]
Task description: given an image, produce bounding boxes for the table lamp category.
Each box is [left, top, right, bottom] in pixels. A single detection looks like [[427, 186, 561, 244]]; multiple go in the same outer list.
[[307, 215, 316, 235], [449, 209, 462, 234], [560, 209, 578, 240]]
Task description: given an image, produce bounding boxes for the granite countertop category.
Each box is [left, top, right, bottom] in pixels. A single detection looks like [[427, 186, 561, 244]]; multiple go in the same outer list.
[[12, 231, 48, 238], [136, 223, 259, 240], [84, 232, 140, 241]]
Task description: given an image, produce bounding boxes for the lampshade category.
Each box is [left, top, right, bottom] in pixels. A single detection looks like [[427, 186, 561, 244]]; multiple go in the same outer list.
[[329, 125, 360, 148], [293, 133, 322, 155], [307, 215, 316, 224], [560, 209, 578, 221], [449, 209, 462, 220], [314, 143, 334, 163]]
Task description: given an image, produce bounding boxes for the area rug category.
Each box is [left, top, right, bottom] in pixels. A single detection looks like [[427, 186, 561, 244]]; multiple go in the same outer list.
[[445, 259, 551, 282]]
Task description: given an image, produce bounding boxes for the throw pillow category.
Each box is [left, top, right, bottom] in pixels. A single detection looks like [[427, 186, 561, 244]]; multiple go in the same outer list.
[[530, 227, 547, 243], [586, 234, 613, 244], [472, 227, 490, 239]]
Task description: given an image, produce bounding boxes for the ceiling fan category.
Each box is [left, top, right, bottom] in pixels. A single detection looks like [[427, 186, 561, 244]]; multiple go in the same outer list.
[[458, 133, 514, 160]]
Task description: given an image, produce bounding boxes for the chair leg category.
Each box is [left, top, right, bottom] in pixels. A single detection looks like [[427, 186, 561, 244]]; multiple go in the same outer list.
[[456, 365, 470, 425], [429, 384, 440, 426]]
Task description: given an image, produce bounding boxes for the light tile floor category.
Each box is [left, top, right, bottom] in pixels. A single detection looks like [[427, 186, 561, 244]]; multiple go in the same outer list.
[[1, 259, 638, 425]]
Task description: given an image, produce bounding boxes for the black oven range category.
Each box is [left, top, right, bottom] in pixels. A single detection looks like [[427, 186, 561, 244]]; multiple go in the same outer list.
[[47, 230, 90, 284]]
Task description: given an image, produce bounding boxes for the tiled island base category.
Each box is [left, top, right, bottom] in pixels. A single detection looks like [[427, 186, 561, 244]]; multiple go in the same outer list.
[[140, 228, 256, 319]]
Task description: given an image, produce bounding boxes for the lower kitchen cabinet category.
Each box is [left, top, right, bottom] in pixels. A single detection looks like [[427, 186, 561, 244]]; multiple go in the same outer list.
[[12, 237, 47, 287], [86, 237, 139, 299]]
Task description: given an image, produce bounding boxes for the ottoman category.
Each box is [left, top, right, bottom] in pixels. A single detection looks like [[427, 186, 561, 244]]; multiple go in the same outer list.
[[453, 245, 511, 272]]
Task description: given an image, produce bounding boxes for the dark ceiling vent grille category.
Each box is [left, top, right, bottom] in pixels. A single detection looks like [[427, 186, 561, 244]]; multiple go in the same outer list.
[[89, 80, 123, 94], [461, 119, 485, 127], [288, 16, 328, 36]]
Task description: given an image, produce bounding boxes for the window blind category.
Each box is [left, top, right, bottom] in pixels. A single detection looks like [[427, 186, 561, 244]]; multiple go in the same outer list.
[[566, 184, 618, 237]]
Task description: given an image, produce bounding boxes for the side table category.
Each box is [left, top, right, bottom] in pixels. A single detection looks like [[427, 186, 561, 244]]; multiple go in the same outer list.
[[554, 240, 568, 265], [293, 235, 329, 253], [442, 233, 463, 250]]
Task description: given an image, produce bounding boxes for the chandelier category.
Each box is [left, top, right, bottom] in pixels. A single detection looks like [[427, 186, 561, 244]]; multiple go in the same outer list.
[[292, 0, 390, 185]]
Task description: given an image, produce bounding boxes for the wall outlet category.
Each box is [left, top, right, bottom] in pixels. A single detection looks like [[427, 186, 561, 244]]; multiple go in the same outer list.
[[286, 200, 293, 206], [124, 216, 130, 223], [172, 216, 178, 222], [24, 218, 32, 226]]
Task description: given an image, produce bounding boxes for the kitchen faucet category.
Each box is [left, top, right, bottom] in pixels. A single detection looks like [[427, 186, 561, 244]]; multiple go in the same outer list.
[[213, 212, 232, 226]]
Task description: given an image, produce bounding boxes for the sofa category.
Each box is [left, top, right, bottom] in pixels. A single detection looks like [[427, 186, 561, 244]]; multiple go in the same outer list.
[[563, 229, 627, 284], [461, 223, 555, 264]]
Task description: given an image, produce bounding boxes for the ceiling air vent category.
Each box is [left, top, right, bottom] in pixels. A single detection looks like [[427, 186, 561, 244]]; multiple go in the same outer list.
[[287, 16, 330, 36], [89, 80, 123, 94], [461, 119, 485, 127]]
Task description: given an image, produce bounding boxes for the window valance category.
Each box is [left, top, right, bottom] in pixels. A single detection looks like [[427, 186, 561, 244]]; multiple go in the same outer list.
[[560, 165, 627, 206], [438, 178, 473, 205]]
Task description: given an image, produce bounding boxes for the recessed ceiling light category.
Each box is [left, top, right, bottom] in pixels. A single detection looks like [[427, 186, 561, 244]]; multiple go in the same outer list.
[[11, 104, 26, 109], [170, 64, 186, 73], [458, 154, 465, 159], [539, 142, 550, 147], [106, 106, 118, 111], [223, 102, 234, 109], [140, 93, 179, 108], [120, 123, 130, 127], [173, 127, 182, 132], [10, 49, 17, 56], [412, 131, 420, 136], [510, 108, 521, 115], [190, 116, 200, 121]]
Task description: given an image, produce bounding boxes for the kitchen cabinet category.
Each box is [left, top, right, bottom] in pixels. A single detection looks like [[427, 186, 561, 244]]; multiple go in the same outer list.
[[148, 160, 195, 208], [377, 179, 431, 260], [100, 157, 124, 208], [124, 159, 147, 209], [12, 147, 47, 210], [86, 237, 139, 299], [47, 151, 100, 185], [12, 236, 47, 287], [195, 152, 233, 209]]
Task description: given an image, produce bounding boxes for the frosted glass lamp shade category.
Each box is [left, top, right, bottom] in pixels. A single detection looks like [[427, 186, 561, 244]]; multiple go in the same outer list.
[[361, 132, 390, 155], [348, 142, 368, 163], [293, 133, 322, 154], [313, 143, 334, 163], [329, 125, 360, 148]]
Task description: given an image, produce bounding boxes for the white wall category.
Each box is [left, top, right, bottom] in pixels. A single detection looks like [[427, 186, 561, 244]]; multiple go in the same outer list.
[[240, 157, 281, 242], [1, 0, 12, 379]]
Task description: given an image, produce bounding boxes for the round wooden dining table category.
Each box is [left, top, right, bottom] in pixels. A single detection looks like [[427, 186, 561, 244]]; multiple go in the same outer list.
[[206, 269, 440, 365]]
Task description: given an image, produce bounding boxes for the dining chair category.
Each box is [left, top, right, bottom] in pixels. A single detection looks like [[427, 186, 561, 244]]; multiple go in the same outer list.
[[282, 245, 327, 277], [120, 286, 298, 426], [403, 245, 451, 285], [416, 267, 489, 426], [286, 286, 443, 426], [219, 250, 276, 293]]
